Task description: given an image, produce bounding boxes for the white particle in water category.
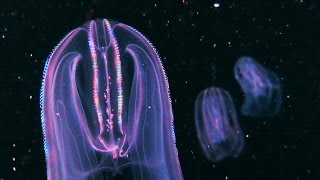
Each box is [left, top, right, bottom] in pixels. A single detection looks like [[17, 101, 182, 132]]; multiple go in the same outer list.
[[214, 3, 220, 8]]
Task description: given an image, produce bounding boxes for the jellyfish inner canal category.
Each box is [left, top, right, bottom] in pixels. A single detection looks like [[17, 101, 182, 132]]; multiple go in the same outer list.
[[75, 46, 134, 163]]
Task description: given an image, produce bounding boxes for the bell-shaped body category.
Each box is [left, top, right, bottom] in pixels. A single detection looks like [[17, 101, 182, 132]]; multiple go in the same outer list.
[[234, 56, 283, 117], [40, 19, 183, 180], [194, 87, 244, 162]]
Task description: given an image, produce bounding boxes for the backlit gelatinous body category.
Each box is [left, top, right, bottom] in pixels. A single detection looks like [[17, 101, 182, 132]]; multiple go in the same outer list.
[[195, 87, 244, 162], [40, 19, 183, 180], [234, 56, 283, 117]]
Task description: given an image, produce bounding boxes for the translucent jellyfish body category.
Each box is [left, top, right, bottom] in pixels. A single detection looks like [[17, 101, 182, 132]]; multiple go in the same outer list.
[[40, 19, 183, 180], [234, 56, 283, 117], [194, 87, 244, 162]]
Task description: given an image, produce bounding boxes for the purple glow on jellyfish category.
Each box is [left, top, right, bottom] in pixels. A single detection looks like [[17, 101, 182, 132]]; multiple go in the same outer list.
[[234, 56, 283, 117], [195, 87, 244, 162], [40, 19, 183, 180]]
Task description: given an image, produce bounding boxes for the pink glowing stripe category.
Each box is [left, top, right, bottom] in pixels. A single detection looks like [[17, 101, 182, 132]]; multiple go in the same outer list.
[[88, 21, 104, 134]]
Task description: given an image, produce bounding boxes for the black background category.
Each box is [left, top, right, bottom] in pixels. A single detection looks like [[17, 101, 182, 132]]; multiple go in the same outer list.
[[1, 0, 320, 179]]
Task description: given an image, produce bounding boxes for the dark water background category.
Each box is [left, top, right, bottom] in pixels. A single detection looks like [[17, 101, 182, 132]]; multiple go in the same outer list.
[[1, 0, 320, 179]]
